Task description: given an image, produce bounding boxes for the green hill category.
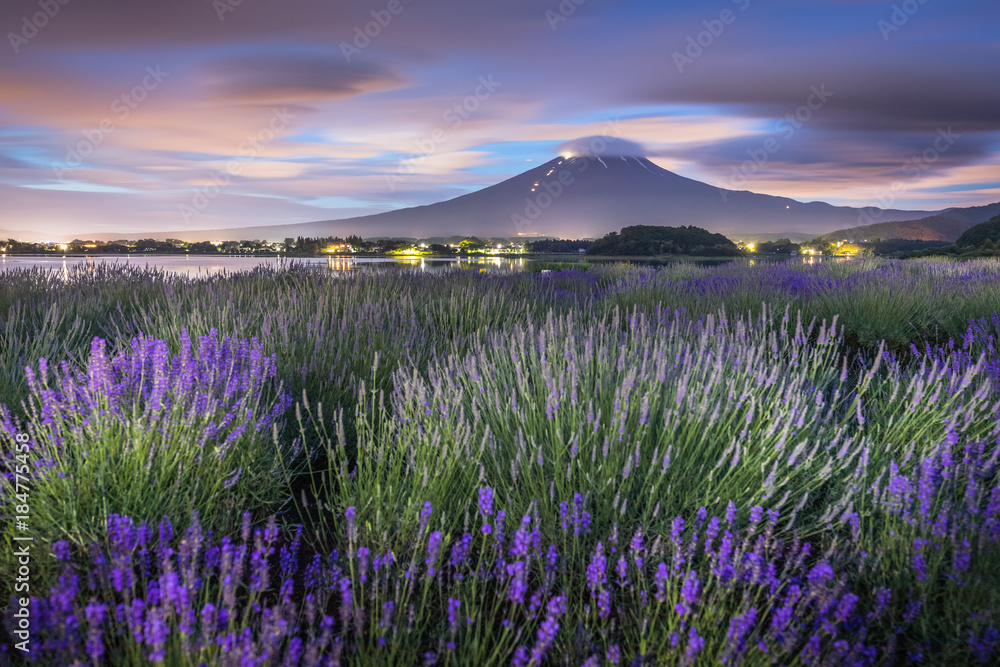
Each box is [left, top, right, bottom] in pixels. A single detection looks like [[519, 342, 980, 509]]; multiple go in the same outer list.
[[905, 213, 1000, 258], [955, 214, 1000, 247], [587, 225, 741, 257]]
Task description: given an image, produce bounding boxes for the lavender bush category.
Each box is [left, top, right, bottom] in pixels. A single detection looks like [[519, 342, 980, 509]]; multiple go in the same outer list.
[[13, 468, 1000, 665], [0, 258, 998, 663], [320, 305, 998, 551], [0, 328, 292, 552]]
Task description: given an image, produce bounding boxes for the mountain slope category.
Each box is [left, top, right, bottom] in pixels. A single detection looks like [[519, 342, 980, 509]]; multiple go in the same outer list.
[[82, 156, 942, 242], [956, 213, 1000, 247], [821, 202, 1000, 242]]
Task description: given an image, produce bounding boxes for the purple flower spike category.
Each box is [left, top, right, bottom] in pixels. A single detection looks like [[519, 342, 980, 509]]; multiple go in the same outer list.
[[478, 488, 494, 517], [425, 531, 443, 576], [345, 507, 357, 542]]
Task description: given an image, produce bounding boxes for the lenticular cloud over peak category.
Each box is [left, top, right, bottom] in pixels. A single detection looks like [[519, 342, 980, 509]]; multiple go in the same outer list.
[[556, 136, 648, 158]]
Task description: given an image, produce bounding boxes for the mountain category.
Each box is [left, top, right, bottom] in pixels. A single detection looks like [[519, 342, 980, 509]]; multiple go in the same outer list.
[[955, 213, 1000, 247], [820, 202, 1000, 243], [79, 156, 943, 242], [0, 228, 62, 242], [901, 213, 1000, 259]]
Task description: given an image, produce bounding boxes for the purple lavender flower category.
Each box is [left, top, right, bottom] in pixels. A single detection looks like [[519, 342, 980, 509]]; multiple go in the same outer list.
[[345, 507, 357, 542], [675, 570, 700, 616], [904, 600, 923, 624], [84, 602, 106, 661], [969, 627, 999, 663], [509, 515, 532, 558], [572, 493, 591, 535], [144, 606, 169, 662], [357, 546, 370, 584], [954, 539, 971, 573], [629, 528, 645, 568], [867, 587, 892, 623], [449, 533, 473, 572], [704, 517, 720, 553], [425, 531, 443, 576], [726, 501, 738, 525], [654, 562, 669, 603], [670, 516, 685, 546], [52, 541, 72, 563], [507, 561, 528, 604], [616, 557, 629, 588], [725, 607, 758, 655], [478, 487, 494, 517], [418, 501, 433, 535], [586, 542, 607, 594], [770, 605, 793, 635], [530, 596, 566, 664], [597, 589, 611, 618], [380, 600, 395, 630], [806, 561, 834, 586], [686, 626, 705, 660], [912, 539, 929, 582], [200, 603, 217, 641], [338, 577, 353, 628], [447, 598, 461, 634]]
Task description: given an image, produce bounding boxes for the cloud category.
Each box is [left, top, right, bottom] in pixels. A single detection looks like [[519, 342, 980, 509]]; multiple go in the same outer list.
[[555, 136, 647, 158], [199, 55, 404, 105], [0, 0, 998, 235]]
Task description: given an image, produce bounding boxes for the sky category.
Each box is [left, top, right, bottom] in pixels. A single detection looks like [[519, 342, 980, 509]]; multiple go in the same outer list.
[[0, 0, 998, 237]]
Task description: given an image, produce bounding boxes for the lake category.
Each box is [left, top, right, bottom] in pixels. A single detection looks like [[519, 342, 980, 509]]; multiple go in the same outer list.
[[0, 253, 839, 277]]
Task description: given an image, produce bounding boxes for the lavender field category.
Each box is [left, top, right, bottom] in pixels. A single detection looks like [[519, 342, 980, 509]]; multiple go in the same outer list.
[[2, 258, 1000, 666]]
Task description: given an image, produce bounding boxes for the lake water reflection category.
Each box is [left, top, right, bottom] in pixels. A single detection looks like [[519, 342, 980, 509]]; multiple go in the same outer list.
[[0, 254, 839, 278]]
